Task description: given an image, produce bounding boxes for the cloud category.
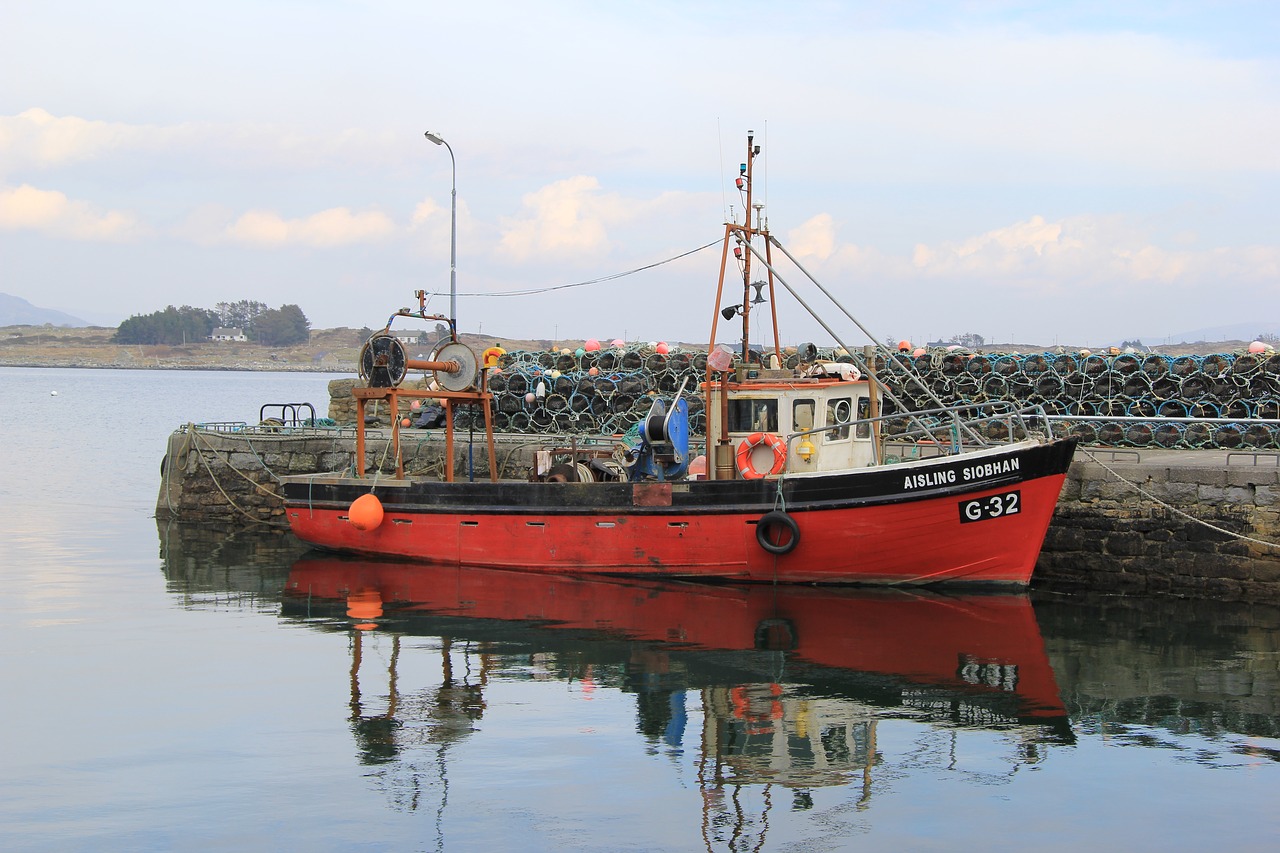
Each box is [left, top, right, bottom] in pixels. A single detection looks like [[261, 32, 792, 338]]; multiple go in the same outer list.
[[225, 207, 397, 247], [795, 212, 1279, 297], [787, 214, 837, 261], [0, 108, 149, 169], [498, 176, 616, 261], [0, 184, 146, 240]]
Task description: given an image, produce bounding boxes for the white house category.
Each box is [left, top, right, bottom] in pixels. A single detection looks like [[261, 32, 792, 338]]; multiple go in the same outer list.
[[210, 327, 247, 342]]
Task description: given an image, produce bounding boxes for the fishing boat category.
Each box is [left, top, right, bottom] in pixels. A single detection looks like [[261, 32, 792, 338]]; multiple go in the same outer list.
[[280, 132, 1077, 585]]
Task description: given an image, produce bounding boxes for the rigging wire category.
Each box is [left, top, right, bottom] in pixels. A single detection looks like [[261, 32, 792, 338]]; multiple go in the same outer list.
[[452, 239, 721, 298]]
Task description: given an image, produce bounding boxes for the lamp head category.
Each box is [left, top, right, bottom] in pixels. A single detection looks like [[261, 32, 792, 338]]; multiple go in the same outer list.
[[424, 131, 445, 146], [721, 305, 740, 321]]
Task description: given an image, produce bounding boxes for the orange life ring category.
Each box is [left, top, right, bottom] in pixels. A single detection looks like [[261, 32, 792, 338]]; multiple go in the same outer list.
[[735, 432, 787, 479]]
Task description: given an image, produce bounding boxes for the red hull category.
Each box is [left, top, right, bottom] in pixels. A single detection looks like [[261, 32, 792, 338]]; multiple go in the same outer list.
[[287, 472, 1067, 585], [286, 558, 1067, 721]]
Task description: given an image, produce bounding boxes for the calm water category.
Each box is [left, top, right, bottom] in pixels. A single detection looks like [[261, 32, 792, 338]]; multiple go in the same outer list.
[[3, 367, 1279, 852]]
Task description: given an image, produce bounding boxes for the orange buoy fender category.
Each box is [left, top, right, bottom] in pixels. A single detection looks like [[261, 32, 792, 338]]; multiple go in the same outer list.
[[735, 433, 787, 479], [349, 493, 385, 531]]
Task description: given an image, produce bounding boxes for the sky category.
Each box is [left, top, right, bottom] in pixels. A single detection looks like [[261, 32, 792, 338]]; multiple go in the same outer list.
[[1, 0, 1277, 348]]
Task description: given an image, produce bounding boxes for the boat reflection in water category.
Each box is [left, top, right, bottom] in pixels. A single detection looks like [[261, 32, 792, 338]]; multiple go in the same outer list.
[[283, 556, 1071, 810]]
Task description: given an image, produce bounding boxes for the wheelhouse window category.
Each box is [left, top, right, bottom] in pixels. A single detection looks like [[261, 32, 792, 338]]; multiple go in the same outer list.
[[856, 396, 871, 439], [729, 399, 778, 433], [825, 397, 852, 442], [793, 399, 815, 436]]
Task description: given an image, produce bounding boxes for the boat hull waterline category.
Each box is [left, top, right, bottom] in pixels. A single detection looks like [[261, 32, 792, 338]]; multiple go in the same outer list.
[[283, 437, 1075, 585]]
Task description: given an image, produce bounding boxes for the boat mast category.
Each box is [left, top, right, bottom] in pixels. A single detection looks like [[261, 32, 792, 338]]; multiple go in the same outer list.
[[707, 132, 784, 366]]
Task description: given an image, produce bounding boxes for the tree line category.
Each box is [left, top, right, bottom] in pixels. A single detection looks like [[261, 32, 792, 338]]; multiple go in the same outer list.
[[113, 301, 311, 346]]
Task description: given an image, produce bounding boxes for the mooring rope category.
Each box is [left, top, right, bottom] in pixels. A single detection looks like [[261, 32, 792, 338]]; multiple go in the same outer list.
[[186, 426, 289, 528], [1077, 446, 1280, 552]]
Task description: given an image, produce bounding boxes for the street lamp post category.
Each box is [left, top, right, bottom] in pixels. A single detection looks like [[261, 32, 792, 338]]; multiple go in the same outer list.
[[424, 130, 457, 333]]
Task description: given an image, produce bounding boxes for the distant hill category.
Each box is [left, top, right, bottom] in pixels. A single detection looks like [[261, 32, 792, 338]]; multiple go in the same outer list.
[[1154, 322, 1280, 346], [0, 293, 90, 327]]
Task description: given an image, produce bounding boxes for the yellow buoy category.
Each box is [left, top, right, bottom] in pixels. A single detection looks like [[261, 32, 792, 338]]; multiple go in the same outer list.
[[349, 493, 385, 531]]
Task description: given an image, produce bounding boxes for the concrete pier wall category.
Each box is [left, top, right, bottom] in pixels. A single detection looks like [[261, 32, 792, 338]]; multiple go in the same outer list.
[[156, 428, 1280, 601]]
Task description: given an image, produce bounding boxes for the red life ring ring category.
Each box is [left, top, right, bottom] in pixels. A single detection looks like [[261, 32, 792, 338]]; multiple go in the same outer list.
[[735, 432, 787, 479]]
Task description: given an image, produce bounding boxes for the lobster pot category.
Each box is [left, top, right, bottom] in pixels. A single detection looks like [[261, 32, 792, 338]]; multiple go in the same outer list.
[[1209, 377, 1233, 399], [1080, 354, 1109, 377], [491, 412, 511, 431], [645, 353, 667, 372], [1171, 355, 1200, 377], [1266, 354, 1280, 376], [1124, 422, 1154, 447], [1223, 399, 1254, 420], [1035, 374, 1064, 398], [1005, 375, 1033, 399], [620, 350, 643, 370], [1141, 354, 1170, 378], [1051, 353, 1078, 375], [1068, 400, 1098, 417], [692, 352, 708, 372], [552, 411, 575, 432], [1091, 371, 1123, 399], [536, 352, 555, 369], [1244, 424, 1278, 448], [1150, 376, 1180, 400], [597, 352, 618, 371], [1110, 353, 1140, 375], [509, 411, 532, 432], [506, 374, 529, 396], [1179, 375, 1209, 400], [993, 355, 1019, 376], [1184, 422, 1213, 447], [1255, 399, 1280, 420], [1152, 423, 1185, 448], [1127, 398, 1157, 418], [1189, 401, 1221, 419], [569, 391, 594, 414], [1201, 354, 1231, 377], [1229, 353, 1260, 378], [940, 353, 968, 376], [1062, 372, 1091, 399], [1122, 373, 1151, 397], [1069, 422, 1099, 443], [689, 411, 706, 435], [488, 373, 508, 393], [655, 368, 681, 393], [1097, 398, 1131, 417], [612, 393, 635, 413], [1041, 399, 1069, 416], [594, 377, 617, 398], [1020, 353, 1049, 376], [1250, 375, 1280, 397], [965, 354, 992, 375], [981, 375, 1007, 398], [618, 375, 646, 396], [497, 393, 523, 415], [555, 353, 577, 372], [1213, 424, 1244, 449], [952, 373, 979, 399], [530, 408, 553, 430], [1096, 422, 1125, 445], [544, 393, 569, 413]]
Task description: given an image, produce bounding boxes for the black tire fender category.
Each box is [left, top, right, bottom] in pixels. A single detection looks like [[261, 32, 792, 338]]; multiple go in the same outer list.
[[756, 510, 800, 555]]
